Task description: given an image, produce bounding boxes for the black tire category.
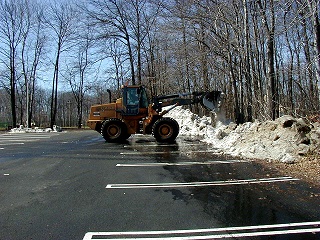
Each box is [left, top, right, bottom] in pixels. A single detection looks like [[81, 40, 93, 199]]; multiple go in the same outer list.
[[152, 117, 179, 143], [101, 118, 127, 142]]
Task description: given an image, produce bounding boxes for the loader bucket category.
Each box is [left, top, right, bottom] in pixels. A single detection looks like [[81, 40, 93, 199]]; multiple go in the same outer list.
[[202, 91, 224, 111]]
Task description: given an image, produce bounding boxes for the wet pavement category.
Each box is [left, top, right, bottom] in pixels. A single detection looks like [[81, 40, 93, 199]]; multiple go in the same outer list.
[[0, 131, 319, 239], [114, 135, 320, 239]]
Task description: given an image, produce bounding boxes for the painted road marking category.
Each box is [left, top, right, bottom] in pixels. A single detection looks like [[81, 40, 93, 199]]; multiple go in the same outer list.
[[0, 136, 52, 139], [0, 133, 58, 138], [120, 150, 219, 155], [120, 151, 180, 155], [124, 143, 201, 148], [0, 133, 58, 145], [0, 139, 42, 142], [0, 133, 58, 147], [83, 221, 320, 240], [116, 160, 249, 167], [106, 177, 299, 189], [0, 143, 25, 146]]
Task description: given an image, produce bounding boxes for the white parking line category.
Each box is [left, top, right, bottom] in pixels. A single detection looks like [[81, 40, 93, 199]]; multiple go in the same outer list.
[[120, 150, 219, 155], [106, 177, 299, 189], [0, 136, 51, 139], [124, 143, 200, 148], [0, 133, 57, 145], [120, 151, 180, 155], [0, 143, 25, 146], [116, 160, 249, 167], [0, 139, 41, 142], [83, 221, 320, 240]]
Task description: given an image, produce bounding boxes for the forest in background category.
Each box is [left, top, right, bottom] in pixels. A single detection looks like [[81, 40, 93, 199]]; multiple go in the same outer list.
[[0, 0, 319, 129]]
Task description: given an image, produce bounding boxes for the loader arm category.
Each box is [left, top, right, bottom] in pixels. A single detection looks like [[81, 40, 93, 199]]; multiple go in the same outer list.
[[152, 90, 223, 113]]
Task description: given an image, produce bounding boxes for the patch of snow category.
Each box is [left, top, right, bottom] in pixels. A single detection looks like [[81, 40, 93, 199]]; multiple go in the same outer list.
[[165, 106, 320, 163], [9, 125, 62, 133]]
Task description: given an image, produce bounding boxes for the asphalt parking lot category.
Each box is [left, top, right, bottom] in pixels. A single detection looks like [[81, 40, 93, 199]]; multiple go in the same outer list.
[[0, 130, 319, 239]]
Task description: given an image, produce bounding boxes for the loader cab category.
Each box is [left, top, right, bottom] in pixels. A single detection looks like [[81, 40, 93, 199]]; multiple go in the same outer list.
[[122, 86, 149, 115]]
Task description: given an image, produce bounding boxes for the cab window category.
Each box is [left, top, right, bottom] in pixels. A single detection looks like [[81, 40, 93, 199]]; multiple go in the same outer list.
[[139, 88, 149, 108], [126, 88, 139, 106]]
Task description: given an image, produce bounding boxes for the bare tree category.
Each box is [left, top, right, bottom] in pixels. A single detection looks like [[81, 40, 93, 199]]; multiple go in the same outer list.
[[85, 0, 136, 85], [20, 3, 46, 127], [0, 0, 28, 127], [107, 38, 128, 90], [256, 0, 278, 120], [1, 0, 319, 126], [85, 0, 157, 86], [129, 0, 145, 85], [45, 2, 76, 129], [305, 0, 320, 111], [66, 20, 95, 128]]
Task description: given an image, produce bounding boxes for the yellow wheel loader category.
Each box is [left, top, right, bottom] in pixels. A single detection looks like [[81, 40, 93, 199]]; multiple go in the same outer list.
[[87, 85, 223, 143]]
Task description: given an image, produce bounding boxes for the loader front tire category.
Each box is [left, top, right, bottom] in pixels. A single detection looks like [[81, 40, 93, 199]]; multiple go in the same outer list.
[[101, 118, 127, 143], [152, 117, 179, 143]]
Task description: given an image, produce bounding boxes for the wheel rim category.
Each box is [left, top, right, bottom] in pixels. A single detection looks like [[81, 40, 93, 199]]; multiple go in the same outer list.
[[158, 124, 172, 138], [107, 124, 121, 138]]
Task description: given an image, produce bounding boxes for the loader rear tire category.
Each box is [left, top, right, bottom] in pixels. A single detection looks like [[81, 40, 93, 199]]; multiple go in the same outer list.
[[152, 117, 179, 143], [101, 118, 127, 143]]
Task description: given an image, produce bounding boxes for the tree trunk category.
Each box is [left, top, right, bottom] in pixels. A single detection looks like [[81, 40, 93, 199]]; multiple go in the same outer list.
[[243, 0, 253, 122], [127, 33, 136, 85], [10, 67, 17, 127], [307, 0, 320, 110], [50, 43, 61, 129], [258, 0, 278, 120]]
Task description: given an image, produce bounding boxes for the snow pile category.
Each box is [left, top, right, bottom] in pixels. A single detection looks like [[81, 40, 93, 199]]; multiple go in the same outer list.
[[165, 106, 320, 163], [10, 125, 62, 133]]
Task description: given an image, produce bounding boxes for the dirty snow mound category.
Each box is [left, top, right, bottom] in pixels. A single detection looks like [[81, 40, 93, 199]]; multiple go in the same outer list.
[[165, 106, 320, 163]]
